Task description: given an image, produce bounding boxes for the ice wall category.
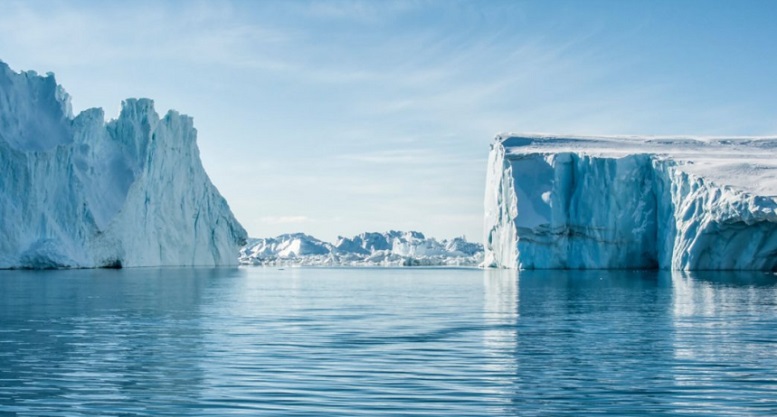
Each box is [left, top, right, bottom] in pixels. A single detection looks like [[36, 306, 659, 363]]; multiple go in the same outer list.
[[0, 62, 246, 268], [484, 135, 777, 270]]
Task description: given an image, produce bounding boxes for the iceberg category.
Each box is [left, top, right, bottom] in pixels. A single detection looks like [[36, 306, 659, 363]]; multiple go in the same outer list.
[[242, 233, 334, 260], [484, 134, 777, 270], [0, 62, 246, 269], [240, 231, 484, 267]]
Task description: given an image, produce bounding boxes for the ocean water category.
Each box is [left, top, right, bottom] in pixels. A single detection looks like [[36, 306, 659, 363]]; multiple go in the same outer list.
[[1, 267, 777, 416]]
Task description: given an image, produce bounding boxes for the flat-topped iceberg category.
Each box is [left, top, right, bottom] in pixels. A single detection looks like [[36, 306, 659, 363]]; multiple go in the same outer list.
[[0, 62, 246, 269], [484, 134, 777, 270], [240, 231, 484, 267]]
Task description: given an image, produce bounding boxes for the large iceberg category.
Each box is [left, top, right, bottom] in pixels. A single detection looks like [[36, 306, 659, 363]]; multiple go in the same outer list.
[[240, 231, 484, 267], [0, 62, 246, 269], [484, 134, 777, 270]]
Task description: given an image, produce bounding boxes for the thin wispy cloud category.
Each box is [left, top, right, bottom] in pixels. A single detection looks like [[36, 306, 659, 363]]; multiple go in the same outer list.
[[300, 0, 423, 23], [1, 0, 775, 242], [261, 216, 312, 225], [0, 1, 294, 71], [339, 149, 443, 165]]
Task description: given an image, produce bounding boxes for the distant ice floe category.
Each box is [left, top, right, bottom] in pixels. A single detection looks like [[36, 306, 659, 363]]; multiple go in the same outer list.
[[240, 231, 484, 267]]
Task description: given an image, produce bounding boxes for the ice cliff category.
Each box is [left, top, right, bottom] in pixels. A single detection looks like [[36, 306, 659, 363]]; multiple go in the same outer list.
[[0, 62, 246, 268], [484, 134, 777, 270], [240, 231, 483, 267]]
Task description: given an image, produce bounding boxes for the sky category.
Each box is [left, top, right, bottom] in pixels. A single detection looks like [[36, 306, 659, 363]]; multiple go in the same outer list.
[[1, 0, 777, 243]]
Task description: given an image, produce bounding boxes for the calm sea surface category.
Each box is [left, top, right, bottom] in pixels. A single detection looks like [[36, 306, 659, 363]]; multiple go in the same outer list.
[[1, 267, 777, 416]]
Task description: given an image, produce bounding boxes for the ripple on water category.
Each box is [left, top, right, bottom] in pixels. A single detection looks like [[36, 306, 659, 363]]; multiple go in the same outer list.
[[0, 268, 776, 416]]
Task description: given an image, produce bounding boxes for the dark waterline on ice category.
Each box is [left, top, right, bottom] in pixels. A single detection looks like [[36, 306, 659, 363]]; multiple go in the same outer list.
[[1, 267, 777, 416]]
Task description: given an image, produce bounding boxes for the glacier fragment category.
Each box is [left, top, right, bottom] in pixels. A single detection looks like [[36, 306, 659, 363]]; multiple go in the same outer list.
[[484, 134, 777, 270], [239, 231, 484, 267], [0, 61, 246, 269]]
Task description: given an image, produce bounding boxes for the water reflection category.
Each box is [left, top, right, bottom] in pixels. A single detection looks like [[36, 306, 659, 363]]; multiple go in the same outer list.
[[504, 270, 677, 414], [480, 269, 518, 408], [0, 268, 241, 415], [669, 270, 777, 415], [483, 268, 518, 351], [672, 270, 777, 318], [1, 267, 776, 416], [482, 269, 777, 415]]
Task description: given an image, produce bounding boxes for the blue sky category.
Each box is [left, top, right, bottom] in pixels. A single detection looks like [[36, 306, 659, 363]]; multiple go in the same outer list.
[[1, 0, 776, 242]]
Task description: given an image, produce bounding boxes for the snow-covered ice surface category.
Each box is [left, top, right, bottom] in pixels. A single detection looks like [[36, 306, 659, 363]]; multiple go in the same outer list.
[[240, 231, 484, 267], [484, 134, 777, 270], [0, 62, 246, 269]]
